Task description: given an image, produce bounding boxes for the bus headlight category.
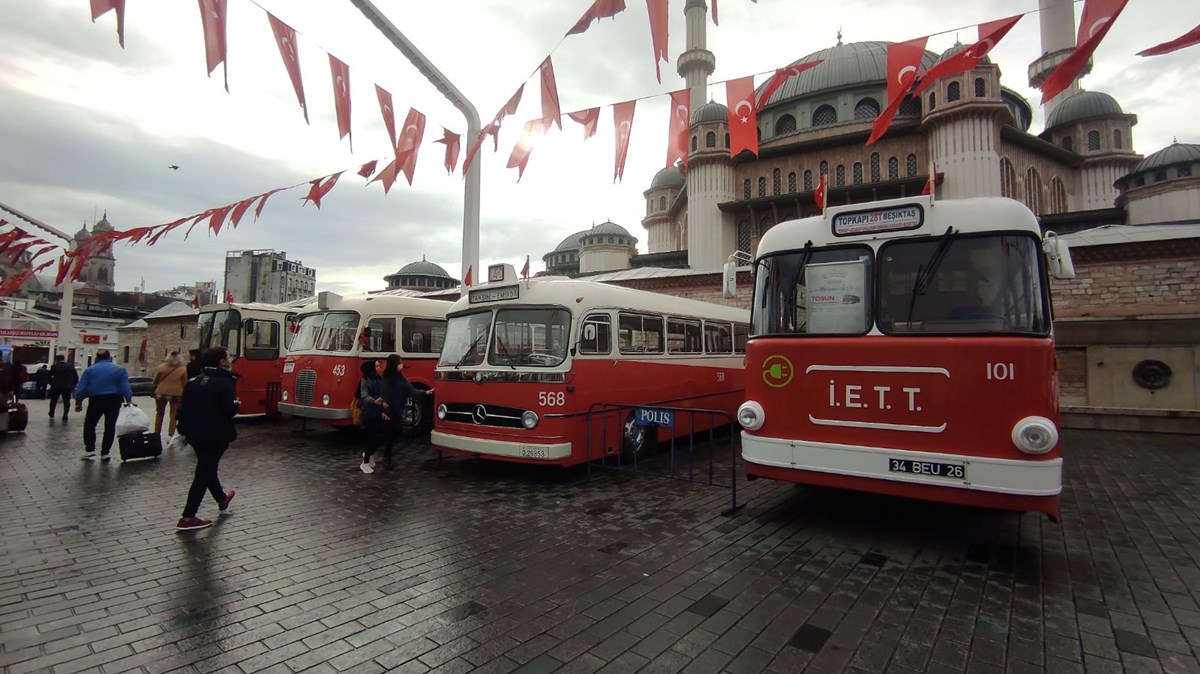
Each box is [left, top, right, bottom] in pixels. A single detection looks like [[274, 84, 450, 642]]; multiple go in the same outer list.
[[1011, 416, 1058, 454], [322, 394, 330, 406], [281, 390, 288, 401], [522, 411, 539, 430], [437, 404, 447, 420], [737, 401, 765, 431]]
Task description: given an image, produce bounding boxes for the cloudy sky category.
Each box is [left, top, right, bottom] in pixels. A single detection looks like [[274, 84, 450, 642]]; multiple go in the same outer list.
[[1, 0, 1195, 296]]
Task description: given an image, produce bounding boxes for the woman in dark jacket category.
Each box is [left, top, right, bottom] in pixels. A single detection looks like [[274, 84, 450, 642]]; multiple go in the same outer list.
[[377, 354, 417, 471], [357, 360, 384, 474]]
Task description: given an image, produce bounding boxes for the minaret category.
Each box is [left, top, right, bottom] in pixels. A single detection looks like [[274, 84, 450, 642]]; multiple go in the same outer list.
[[678, 0, 735, 271], [1028, 0, 1087, 121]]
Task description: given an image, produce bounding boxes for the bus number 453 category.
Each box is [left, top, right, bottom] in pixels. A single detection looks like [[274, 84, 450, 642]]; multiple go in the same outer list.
[[538, 392, 565, 407]]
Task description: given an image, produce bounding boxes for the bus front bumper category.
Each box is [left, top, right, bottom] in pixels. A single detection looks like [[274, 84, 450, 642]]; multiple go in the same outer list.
[[278, 403, 351, 420], [431, 430, 571, 461], [741, 433, 1062, 496]]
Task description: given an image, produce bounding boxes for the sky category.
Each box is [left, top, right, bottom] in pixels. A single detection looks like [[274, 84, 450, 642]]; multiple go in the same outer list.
[[1, 0, 1196, 297]]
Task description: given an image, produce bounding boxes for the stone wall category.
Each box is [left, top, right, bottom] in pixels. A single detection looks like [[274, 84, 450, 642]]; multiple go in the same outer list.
[[144, 317, 197, 371]]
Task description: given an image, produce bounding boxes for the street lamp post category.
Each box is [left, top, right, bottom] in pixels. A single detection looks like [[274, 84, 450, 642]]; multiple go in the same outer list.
[[347, 0, 481, 286], [0, 201, 75, 360]]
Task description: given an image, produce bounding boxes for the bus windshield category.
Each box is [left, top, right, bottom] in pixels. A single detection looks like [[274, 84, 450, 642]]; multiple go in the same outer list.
[[878, 233, 1049, 334], [491, 308, 571, 367], [289, 312, 360, 352], [439, 311, 493, 367], [752, 246, 874, 336], [197, 310, 241, 355]]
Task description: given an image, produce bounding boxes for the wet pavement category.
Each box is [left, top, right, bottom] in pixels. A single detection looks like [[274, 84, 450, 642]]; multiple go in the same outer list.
[[1, 396, 1198, 674]]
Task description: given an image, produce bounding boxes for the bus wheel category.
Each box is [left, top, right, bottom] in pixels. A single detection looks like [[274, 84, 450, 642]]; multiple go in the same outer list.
[[404, 398, 422, 432], [622, 412, 655, 460]]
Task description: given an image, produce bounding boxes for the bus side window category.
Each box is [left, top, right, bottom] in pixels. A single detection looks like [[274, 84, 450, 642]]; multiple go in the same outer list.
[[579, 314, 611, 355], [734, 324, 749, 353]]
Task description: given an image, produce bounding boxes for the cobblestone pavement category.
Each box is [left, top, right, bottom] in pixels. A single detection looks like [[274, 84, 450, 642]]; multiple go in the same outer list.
[[1, 397, 1198, 674]]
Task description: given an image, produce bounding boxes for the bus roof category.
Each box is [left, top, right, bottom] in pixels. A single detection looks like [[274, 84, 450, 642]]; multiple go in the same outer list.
[[292, 292, 451, 320], [447, 278, 748, 324], [757, 196, 1042, 258], [198, 301, 297, 315]]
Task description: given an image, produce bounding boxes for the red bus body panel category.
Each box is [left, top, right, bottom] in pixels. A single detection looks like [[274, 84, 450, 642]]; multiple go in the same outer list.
[[230, 357, 284, 415], [280, 354, 437, 426]]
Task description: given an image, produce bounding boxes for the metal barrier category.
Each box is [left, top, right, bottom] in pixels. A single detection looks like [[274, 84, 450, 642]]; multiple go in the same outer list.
[[585, 402, 744, 515]]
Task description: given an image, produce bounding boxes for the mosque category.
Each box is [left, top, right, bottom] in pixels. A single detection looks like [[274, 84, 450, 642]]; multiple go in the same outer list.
[[534, 0, 1200, 432]]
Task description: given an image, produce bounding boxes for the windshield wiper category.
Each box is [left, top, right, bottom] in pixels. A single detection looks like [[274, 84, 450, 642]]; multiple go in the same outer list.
[[906, 226, 957, 324], [493, 336, 517, 370], [454, 328, 490, 369]]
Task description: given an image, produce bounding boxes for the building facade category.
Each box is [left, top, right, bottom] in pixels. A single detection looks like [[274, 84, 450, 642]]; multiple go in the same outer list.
[[223, 250, 315, 304]]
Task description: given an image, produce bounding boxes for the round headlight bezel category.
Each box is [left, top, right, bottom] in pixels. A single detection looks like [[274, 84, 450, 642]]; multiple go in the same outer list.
[[737, 401, 765, 431], [281, 390, 288, 401], [522, 410, 539, 429], [321, 394, 330, 406], [437, 403, 447, 420], [1011, 416, 1058, 454]]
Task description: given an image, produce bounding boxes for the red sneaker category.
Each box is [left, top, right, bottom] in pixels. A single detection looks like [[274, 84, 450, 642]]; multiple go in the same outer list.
[[176, 517, 213, 531], [218, 490, 236, 514]]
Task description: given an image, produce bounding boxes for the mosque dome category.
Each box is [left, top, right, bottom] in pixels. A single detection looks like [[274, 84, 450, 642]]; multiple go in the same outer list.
[[1045, 90, 1123, 129], [394, 256, 451, 278], [691, 101, 728, 124], [1131, 141, 1200, 174], [649, 166, 685, 189], [588, 221, 632, 237], [553, 230, 589, 253], [756, 41, 940, 110]]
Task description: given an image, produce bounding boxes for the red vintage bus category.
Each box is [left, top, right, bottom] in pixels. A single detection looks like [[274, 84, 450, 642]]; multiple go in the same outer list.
[[278, 291, 450, 429], [731, 195, 1076, 518], [430, 265, 750, 466], [196, 301, 305, 415]]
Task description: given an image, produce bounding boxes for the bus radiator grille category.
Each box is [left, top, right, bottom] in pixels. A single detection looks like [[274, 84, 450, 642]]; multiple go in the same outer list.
[[295, 369, 317, 405], [441, 402, 525, 428]]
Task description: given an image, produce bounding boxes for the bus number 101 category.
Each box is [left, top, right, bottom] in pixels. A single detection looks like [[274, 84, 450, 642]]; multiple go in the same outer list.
[[986, 362, 1015, 381]]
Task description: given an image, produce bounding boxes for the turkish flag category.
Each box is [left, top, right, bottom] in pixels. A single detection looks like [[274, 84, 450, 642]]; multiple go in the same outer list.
[[357, 159, 378, 179], [568, 108, 600, 140], [207, 205, 232, 236], [567, 0, 626, 36], [913, 15, 1022, 96], [756, 60, 824, 110], [1138, 23, 1200, 56], [814, 173, 827, 210], [396, 109, 426, 186], [198, 0, 229, 91], [254, 189, 283, 220], [90, 0, 126, 48], [726, 76, 758, 157], [539, 57, 562, 131], [229, 196, 257, 228], [646, 0, 669, 83], [613, 100, 637, 183], [923, 159, 938, 196], [666, 89, 689, 169], [1041, 0, 1129, 103], [462, 85, 525, 175], [192, 295, 200, 308], [226, 291, 235, 303], [435, 128, 461, 174], [464, 265, 473, 287], [329, 55, 352, 149], [268, 13, 308, 123], [369, 160, 400, 194], [147, 217, 189, 246], [712, 0, 718, 25], [376, 85, 397, 150], [520, 256, 530, 279], [303, 172, 344, 209], [82, 334, 102, 345], [507, 120, 543, 181], [867, 36, 928, 146]]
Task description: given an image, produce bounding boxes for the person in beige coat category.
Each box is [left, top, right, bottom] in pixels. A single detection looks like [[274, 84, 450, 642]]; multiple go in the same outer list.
[[152, 352, 188, 437]]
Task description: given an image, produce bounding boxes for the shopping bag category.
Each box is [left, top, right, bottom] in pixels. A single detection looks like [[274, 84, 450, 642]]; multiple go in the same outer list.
[[115, 404, 152, 436]]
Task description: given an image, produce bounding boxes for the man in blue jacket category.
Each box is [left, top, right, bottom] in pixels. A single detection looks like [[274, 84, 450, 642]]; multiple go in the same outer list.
[[74, 349, 133, 460]]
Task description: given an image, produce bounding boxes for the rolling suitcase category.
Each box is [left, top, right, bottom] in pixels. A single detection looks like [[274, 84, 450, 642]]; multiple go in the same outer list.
[[7, 402, 28, 432], [118, 431, 162, 461]]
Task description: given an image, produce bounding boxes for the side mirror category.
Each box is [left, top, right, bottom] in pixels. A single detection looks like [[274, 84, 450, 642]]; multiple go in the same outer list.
[[1043, 231, 1076, 280], [722, 261, 737, 299]]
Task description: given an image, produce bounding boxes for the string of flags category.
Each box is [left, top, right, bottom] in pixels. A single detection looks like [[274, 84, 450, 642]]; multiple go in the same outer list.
[[5, 0, 1188, 297]]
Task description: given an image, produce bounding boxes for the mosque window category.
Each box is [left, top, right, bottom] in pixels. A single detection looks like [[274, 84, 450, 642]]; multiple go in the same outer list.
[[725, 133, 729, 147], [756, 217, 773, 238], [929, 92, 936, 110], [773, 169, 782, 195], [691, 135, 698, 152], [1000, 158, 1017, 198], [1154, 171, 1167, 182], [836, 165, 846, 186], [975, 78, 986, 97], [98, 267, 107, 282], [1049, 177, 1069, 214], [870, 153, 881, 182], [1087, 130, 1100, 151], [803, 170, 813, 191], [906, 154, 918, 177], [1113, 129, 1123, 149], [1180, 167, 1192, 178], [659, 196, 666, 210], [898, 97, 921, 116], [776, 114, 797, 134], [853, 163, 863, 184], [737, 221, 752, 255], [706, 131, 716, 148], [1024, 167, 1044, 214], [758, 177, 767, 197], [743, 179, 752, 199], [607, 237, 614, 244], [888, 156, 898, 180], [853, 98, 880, 120], [813, 105, 837, 126], [788, 172, 797, 193], [947, 82, 960, 102], [820, 160, 828, 177], [1062, 136, 1073, 151]]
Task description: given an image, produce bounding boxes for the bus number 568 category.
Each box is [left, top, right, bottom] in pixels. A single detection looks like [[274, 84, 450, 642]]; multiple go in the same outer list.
[[538, 392, 565, 407]]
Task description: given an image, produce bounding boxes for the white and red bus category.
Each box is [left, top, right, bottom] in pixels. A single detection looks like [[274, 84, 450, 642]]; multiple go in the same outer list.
[[196, 301, 305, 415], [430, 265, 750, 467], [278, 291, 451, 429], [731, 195, 1076, 518]]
